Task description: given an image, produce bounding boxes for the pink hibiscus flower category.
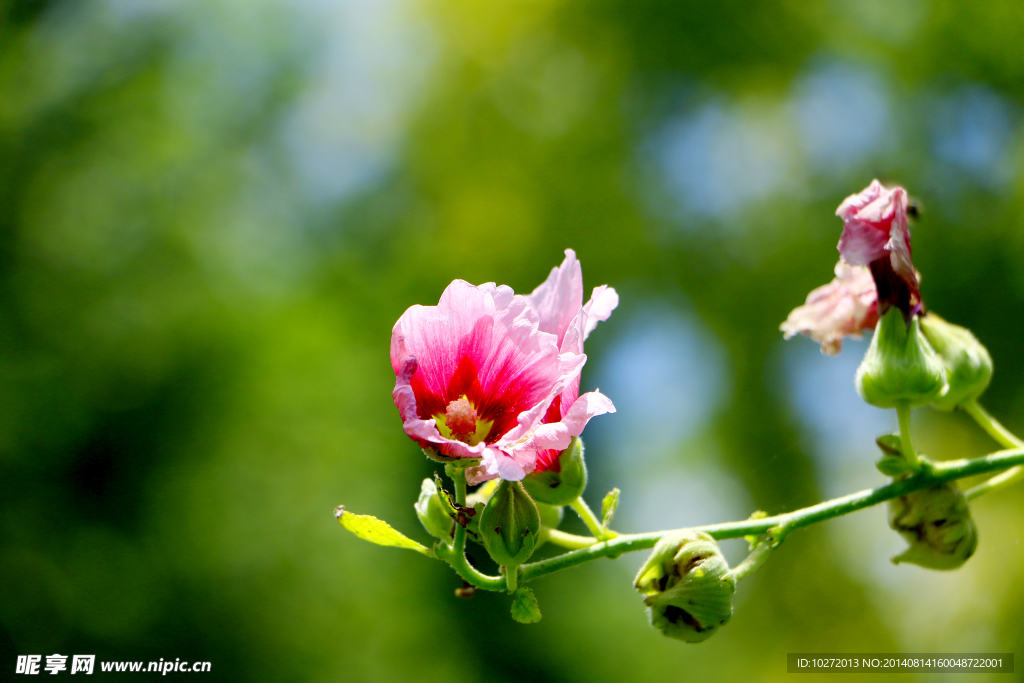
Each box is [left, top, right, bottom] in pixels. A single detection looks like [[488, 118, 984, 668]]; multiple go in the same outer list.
[[390, 250, 617, 484]]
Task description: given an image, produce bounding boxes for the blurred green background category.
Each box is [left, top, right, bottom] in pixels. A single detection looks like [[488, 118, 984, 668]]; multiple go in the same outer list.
[[3, 0, 1024, 681]]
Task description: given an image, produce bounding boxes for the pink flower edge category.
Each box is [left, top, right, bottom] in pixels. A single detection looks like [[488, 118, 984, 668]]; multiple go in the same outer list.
[[780, 260, 878, 355]]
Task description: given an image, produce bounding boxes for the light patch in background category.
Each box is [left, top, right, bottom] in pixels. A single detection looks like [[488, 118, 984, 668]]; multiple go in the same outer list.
[[588, 305, 748, 534], [784, 336, 893, 497], [930, 85, 1017, 189], [643, 59, 893, 225], [831, 0, 927, 45], [652, 100, 797, 222], [783, 335, 1001, 652], [281, 0, 435, 204], [790, 61, 891, 173]]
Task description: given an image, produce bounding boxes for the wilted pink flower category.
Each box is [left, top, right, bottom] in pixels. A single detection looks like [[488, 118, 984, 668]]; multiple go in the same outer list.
[[390, 250, 616, 483], [780, 261, 878, 355], [836, 179, 919, 310]]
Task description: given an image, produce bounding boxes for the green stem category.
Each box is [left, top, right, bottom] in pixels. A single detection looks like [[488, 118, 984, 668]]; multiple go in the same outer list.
[[962, 400, 1024, 501], [896, 403, 921, 467], [963, 400, 1024, 449], [436, 468, 506, 591], [540, 528, 598, 550], [505, 565, 518, 592], [518, 446, 1024, 585], [570, 497, 614, 540], [728, 539, 777, 584]]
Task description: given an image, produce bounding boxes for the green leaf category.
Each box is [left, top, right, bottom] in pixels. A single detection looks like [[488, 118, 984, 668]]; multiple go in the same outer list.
[[601, 487, 620, 528], [510, 586, 542, 624], [335, 506, 435, 557]]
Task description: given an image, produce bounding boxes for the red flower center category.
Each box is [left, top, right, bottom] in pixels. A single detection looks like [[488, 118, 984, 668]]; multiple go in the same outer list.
[[445, 397, 479, 441]]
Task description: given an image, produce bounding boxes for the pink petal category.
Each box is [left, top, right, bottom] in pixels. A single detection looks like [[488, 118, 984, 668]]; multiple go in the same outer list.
[[475, 447, 537, 483], [781, 260, 879, 355], [518, 390, 616, 452], [835, 180, 919, 295], [582, 285, 619, 340], [391, 279, 564, 442], [526, 249, 584, 347]]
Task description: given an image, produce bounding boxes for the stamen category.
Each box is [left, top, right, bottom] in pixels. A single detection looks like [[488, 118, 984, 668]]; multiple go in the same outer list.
[[445, 397, 479, 441]]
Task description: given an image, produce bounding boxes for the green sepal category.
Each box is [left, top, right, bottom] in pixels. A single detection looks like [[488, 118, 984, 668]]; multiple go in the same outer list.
[[421, 446, 460, 464], [875, 433, 903, 456], [510, 586, 542, 624], [601, 488, 621, 529], [335, 506, 435, 557], [522, 437, 588, 506], [479, 480, 541, 567], [919, 313, 993, 411], [856, 308, 948, 408], [414, 479, 454, 539]]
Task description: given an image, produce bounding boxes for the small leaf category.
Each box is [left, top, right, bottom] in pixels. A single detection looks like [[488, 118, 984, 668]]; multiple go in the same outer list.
[[876, 456, 915, 477], [335, 506, 435, 557], [601, 488, 620, 528], [876, 433, 903, 456], [510, 586, 542, 624]]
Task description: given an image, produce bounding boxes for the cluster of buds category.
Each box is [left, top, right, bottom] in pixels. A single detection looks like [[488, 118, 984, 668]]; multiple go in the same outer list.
[[783, 180, 993, 412], [783, 179, 988, 570]]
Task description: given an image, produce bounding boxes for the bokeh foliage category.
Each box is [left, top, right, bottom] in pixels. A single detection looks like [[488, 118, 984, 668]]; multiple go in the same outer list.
[[2, 0, 1024, 681]]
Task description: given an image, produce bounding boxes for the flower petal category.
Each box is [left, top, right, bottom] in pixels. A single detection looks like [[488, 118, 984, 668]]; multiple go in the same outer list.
[[526, 249, 584, 347], [520, 390, 616, 453], [391, 279, 564, 442], [582, 285, 619, 340], [781, 260, 879, 355], [835, 180, 918, 292]]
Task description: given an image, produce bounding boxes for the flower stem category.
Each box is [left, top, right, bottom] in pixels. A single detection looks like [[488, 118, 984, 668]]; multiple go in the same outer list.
[[517, 446, 1024, 585], [540, 528, 598, 550], [729, 539, 777, 584], [505, 565, 518, 592], [570, 496, 614, 540], [436, 468, 506, 591], [896, 403, 921, 467], [963, 399, 1024, 448], [962, 400, 1024, 501]]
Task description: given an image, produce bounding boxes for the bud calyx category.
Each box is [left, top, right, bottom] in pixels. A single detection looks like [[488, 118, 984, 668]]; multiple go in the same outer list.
[[634, 531, 735, 643], [888, 483, 978, 570], [918, 314, 993, 411], [522, 436, 588, 506], [856, 308, 948, 408], [479, 479, 541, 568]]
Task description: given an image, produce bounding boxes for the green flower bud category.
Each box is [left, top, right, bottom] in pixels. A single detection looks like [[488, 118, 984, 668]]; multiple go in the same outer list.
[[633, 531, 736, 643], [537, 502, 564, 529], [414, 478, 454, 539], [522, 437, 588, 506], [479, 479, 541, 567], [856, 308, 948, 408], [919, 314, 993, 411], [888, 483, 978, 570]]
